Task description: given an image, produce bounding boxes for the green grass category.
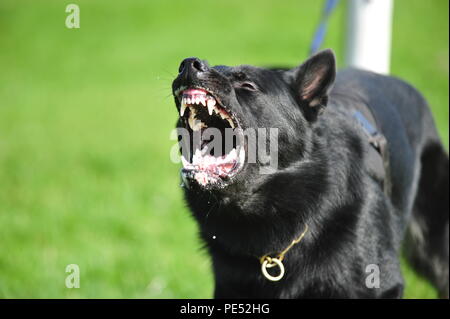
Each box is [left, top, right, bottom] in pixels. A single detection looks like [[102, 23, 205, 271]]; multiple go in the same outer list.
[[0, 0, 447, 298]]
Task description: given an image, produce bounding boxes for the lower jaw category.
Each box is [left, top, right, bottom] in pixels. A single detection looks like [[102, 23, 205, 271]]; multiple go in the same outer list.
[[181, 166, 236, 188], [193, 170, 221, 187], [180, 169, 221, 189], [181, 164, 244, 190], [180, 145, 245, 188]]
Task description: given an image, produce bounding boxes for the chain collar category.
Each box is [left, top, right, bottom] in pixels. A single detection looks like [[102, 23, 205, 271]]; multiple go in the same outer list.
[[259, 224, 308, 281]]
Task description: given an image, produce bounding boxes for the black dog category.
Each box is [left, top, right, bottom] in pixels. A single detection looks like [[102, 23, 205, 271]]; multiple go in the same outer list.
[[171, 49, 449, 298]]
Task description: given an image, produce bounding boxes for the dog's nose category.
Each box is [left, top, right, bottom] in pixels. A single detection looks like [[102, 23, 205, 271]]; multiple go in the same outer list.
[[178, 57, 209, 78]]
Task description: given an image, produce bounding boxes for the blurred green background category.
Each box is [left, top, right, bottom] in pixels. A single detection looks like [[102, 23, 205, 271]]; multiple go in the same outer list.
[[0, 0, 447, 298]]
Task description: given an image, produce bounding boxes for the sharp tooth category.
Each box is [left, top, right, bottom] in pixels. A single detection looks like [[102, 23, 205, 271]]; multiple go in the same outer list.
[[181, 156, 190, 167], [239, 146, 245, 164], [227, 118, 234, 128], [200, 97, 206, 106], [187, 97, 191, 104], [201, 144, 209, 155], [228, 148, 237, 159], [207, 99, 214, 115], [180, 103, 187, 116], [193, 148, 202, 164]]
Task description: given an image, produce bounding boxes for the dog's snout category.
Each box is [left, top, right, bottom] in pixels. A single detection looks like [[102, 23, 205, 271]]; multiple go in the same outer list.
[[179, 57, 209, 78]]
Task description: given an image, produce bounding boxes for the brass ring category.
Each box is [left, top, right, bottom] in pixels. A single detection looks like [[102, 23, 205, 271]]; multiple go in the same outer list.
[[260, 256, 277, 269], [261, 258, 285, 281]]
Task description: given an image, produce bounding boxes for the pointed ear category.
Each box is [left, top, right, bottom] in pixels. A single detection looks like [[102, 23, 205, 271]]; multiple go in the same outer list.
[[287, 49, 336, 120]]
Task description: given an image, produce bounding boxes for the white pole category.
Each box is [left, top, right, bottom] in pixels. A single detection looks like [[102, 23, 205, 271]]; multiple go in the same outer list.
[[345, 0, 393, 75]]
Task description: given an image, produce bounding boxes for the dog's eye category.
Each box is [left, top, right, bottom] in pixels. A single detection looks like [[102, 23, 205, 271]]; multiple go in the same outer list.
[[237, 81, 258, 91]]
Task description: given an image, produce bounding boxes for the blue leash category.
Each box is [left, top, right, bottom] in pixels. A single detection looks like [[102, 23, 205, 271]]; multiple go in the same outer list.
[[309, 0, 340, 56]]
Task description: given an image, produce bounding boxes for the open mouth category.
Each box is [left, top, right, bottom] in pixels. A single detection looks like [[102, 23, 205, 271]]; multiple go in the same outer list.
[[175, 87, 245, 187]]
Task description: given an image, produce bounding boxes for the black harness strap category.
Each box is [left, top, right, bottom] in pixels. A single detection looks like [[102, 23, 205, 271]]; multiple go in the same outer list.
[[351, 109, 390, 195]]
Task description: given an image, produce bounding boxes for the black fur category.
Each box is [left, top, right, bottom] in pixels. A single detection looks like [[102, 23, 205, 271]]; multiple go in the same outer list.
[[172, 50, 449, 298]]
